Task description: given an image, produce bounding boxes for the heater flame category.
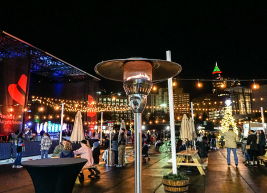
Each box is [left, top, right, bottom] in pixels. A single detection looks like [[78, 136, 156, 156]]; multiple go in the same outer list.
[[126, 73, 150, 81]]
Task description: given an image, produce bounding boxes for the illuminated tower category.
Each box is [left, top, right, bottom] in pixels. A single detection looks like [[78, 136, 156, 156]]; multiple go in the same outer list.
[[212, 62, 224, 94]]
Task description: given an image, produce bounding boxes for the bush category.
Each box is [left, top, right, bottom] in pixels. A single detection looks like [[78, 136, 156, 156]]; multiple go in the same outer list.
[[163, 172, 188, 181]]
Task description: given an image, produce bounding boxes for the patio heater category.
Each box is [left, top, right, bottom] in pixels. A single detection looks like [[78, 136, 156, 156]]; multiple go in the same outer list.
[[95, 58, 181, 193]]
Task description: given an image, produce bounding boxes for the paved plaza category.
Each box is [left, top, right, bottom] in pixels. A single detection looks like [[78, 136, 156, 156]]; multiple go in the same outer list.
[[1, 147, 267, 193]]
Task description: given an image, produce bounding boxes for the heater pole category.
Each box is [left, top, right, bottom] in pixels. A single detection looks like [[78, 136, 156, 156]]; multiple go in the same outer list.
[[134, 113, 142, 193], [166, 50, 177, 174], [60, 103, 64, 144]]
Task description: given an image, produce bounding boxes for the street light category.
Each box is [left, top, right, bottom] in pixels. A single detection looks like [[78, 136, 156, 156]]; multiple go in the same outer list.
[[95, 57, 181, 193]]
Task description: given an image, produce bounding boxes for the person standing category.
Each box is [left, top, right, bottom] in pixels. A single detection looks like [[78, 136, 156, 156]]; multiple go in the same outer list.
[[112, 133, 119, 165], [40, 133, 52, 159], [88, 142, 101, 177], [12, 133, 24, 168], [220, 126, 239, 167], [258, 130, 266, 156], [117, 128, 126, 167], [247, 130, 259, 166]]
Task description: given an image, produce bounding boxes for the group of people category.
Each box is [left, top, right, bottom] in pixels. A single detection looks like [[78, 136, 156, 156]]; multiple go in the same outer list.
[[103, 128, 126, 167], [242, 129, 266, 166], [220, 125, 266, 167]]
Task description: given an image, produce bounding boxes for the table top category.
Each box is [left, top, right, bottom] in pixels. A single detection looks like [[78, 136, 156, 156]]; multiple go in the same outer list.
[[177, 149, 198, 156], [126, 146, 133, 149], [22, 158, 87, 167]]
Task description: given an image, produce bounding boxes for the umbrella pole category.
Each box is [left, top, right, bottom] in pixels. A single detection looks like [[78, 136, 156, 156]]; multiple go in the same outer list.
[[100, 111, 103, 145], [167, 50, 177, 175], [190, 102, 196, 150], [59, 102, 64, 144]]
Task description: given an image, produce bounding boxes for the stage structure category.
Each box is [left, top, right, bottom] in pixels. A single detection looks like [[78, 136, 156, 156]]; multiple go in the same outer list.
[[0, 31, 100, 136]]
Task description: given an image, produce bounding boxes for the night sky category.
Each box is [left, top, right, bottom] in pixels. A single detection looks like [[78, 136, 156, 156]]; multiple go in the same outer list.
[[1, 1, 267, 98]]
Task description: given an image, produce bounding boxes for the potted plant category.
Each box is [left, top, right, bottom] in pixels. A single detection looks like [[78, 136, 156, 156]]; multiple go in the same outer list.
[[162, 171, 189, 192]]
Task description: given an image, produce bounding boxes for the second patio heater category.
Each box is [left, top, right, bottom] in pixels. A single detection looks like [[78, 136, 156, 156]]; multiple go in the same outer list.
[[95, 58, 182, 193]]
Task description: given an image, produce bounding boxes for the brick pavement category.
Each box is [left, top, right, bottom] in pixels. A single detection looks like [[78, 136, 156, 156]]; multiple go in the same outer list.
[[1, 147, 267, 193]]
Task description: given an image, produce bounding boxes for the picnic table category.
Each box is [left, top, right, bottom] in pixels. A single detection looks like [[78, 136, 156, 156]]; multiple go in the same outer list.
[[167, 149, 208, 175]]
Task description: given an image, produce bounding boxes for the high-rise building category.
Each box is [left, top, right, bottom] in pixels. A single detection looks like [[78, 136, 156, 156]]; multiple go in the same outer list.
[[251, 84, 267, 112], [192, 94, 228, 120], [212, 62, 241, 94], [97, 94, 133, 122], [146, 86, 190, 120], [226, 86, 252, 118]]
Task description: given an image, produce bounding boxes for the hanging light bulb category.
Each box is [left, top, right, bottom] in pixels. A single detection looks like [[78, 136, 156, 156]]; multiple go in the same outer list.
[[220, 83, 226, 88], [252, 81, 259, 89], [197, 80, 203, 88]]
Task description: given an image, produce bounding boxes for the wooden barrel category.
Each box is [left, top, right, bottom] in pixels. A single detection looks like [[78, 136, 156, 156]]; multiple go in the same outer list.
[[162, 178, 190, 192]]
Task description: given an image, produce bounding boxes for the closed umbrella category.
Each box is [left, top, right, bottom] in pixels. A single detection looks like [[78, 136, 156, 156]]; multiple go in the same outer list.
[[189, 117, 197, 140], [120, 120, 126, 131], [70, 111, 84, 142], [120, 119, 127, 139], [180, 114, 192, 142]]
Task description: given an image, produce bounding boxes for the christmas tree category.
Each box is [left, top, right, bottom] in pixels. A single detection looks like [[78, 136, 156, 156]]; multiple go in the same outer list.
[[220, 100, 238, 135]]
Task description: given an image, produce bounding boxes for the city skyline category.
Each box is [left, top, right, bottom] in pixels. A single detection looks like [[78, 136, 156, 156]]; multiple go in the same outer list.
[[1, 1, 267, 97]]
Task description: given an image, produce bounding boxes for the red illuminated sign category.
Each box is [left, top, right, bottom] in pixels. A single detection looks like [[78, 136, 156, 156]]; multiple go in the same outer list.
[[8, 74, 27, 106]]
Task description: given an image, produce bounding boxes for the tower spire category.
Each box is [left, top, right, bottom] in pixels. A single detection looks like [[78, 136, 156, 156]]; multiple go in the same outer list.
[[212, 62, 221, 74]]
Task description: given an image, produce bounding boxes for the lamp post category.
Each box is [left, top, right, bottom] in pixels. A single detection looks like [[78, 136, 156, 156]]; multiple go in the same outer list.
[[95, 57, 182, 193]]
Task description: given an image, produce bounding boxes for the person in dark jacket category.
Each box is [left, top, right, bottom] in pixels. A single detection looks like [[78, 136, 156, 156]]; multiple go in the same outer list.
[[12, 133, 24, 168], [258, 130, 266, 156], [104, 136, 109, 149], [60, 142, 74, 158], [247, 130, 258, 166], [88, 142, 101, 177], [112, 133, 119, 165], [196, 137, 208, 158], [176, 138, 186, 153]]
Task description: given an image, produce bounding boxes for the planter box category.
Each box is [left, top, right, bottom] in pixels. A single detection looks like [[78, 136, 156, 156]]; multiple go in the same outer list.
[[162, 178, 190, 192]]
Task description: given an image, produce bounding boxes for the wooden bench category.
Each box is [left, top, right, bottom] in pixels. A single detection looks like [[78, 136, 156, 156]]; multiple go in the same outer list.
[[75, 162, 106, 184], [167, 150, 208, 175]]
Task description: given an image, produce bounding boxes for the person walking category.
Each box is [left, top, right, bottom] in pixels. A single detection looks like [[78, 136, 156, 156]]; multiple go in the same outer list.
[[117, 128, 126, 167], [112, 133, 119, 165], [220, 126, 239, 167], [12, 133, 24, 168], [40, 133, 52, 159], [247, 130, 259, 166]]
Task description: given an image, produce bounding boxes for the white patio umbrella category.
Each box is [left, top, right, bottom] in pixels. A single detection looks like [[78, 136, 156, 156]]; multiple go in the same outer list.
[[189, 117, 197, 140], [180, 114, 192, 141], [120, 120, 126, 131], [70, 111, 84, 142]]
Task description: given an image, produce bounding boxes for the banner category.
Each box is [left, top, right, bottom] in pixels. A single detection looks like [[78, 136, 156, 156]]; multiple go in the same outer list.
[[0, 48, 30, 136]]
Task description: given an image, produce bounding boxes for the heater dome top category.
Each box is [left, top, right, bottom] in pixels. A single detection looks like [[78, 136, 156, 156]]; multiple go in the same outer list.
[[94, 57, 182, 82]]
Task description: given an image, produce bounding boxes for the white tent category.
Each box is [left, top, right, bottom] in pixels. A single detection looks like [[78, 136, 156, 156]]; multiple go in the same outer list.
[[189, 117, 197, 140], [180, 114, 192, 141], [70, 111, 84, 142]]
